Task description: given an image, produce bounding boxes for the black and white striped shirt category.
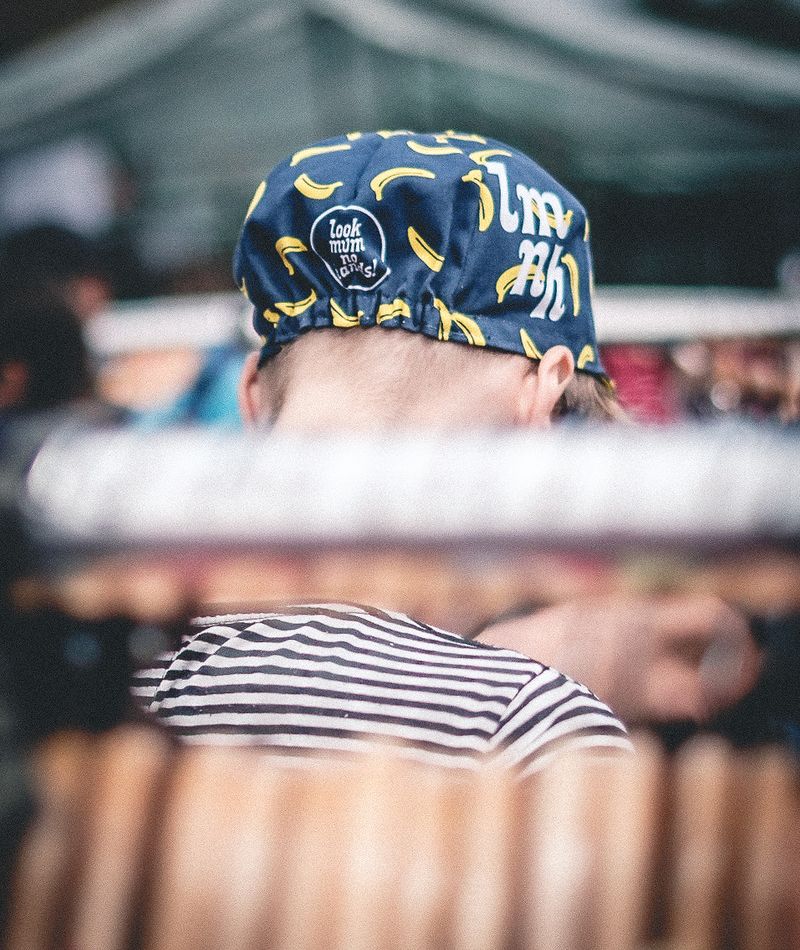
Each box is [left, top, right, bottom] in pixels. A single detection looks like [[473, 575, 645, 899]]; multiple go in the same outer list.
[[131, 603, 630, 776]]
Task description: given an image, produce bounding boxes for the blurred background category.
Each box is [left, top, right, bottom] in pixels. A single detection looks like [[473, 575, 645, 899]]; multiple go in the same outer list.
[[2, 0, 800, 290], [1, 0, 799, 425], [0, 8, 799, 944]]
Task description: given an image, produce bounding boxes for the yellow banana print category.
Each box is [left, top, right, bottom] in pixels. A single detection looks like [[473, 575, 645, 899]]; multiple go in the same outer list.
[[245, 181, 266, 221], [435, 131, 487, 144], [346, 131, 363, 140], [407, 141, 463, 156], [376, 299, 412, 323], [239, 277, 250, 301], [520, 329, 543, 360], [294, 173, 343, 200], [461, 170, 494, 231], [290, 143, 351, 167], [434, 299, 485, 346], [376, 130, 413, 138], [330, 300, 363, 327], [469, 148, 513, 165], [275, 289, 317, 317], [371, 167, 436, 201], [275, 236, 308, 276], [584, 217, 590, 241], [562, 253, 580, 316], [263, 309, 280, 325], [436, 312, 448, 341], [495, 263, 541, 303], [577, 345, 595, 369], [408, 226, 444, 272], [452, 314, 485, 346]]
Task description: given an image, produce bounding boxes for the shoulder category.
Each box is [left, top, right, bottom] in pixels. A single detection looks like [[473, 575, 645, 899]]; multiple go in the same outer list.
[[487, 664, 631, 776], [190, 602, 541, 657]]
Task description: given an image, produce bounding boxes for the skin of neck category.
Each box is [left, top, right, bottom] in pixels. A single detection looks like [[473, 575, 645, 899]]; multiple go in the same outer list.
[[239, 329, 575, 433]]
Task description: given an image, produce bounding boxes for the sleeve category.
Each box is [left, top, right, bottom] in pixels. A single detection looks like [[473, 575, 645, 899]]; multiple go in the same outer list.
[[486, 667, 632, 778], [129, 652, 174, 712], [128, 626, 203, 713], [133, 623, 243, 719]]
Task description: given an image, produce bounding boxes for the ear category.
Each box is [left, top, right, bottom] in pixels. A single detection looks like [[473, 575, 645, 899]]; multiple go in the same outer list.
[[516, 345, 575, 427], [238, 351, 264, 427]]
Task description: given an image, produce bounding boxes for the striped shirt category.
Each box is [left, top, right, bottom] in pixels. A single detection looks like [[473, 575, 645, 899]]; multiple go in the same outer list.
[[131, 603, 630, 776]]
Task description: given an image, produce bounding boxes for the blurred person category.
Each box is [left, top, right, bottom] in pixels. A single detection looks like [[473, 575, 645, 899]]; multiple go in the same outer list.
[[0, 223, 243, 427], [0, 224, 114, 323], [99, 340, 246, 429], [671, 337, 800, 423], [0, 302, 96, 416], [0, 295, 131, 432], [133, 130, 631, 775], [601, 343, 682, 422], [0, 136, 153, 302], [133, 131, 763, 764], [124, 255, 249, 428], [602, 336, 800, 425]]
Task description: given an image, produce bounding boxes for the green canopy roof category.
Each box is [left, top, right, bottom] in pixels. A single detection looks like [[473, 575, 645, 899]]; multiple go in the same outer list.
[[1, 0, 798, 278]]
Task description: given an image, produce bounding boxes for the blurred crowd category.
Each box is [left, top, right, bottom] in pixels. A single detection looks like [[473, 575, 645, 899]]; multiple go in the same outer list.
[[604, 338, 800, 425], [2, 222, 800, 430], [1, 138, 798, 430], [0, 136, 246, 429]]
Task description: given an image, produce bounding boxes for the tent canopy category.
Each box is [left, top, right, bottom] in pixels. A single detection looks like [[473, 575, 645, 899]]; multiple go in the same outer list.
[[0, 0, 798, 282]]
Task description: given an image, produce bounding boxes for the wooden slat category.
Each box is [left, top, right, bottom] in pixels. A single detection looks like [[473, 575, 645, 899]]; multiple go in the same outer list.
[[668, 737, 735, 950], [67, 727, 171, 950], [591, 735, 665, 950], [736, 748, 798, 950], [6, 728, 800, 950], [5, 733, 94, 950]]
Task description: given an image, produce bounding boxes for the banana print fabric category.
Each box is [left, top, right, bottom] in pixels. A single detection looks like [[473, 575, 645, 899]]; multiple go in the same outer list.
[[234, 130, 607, 379]]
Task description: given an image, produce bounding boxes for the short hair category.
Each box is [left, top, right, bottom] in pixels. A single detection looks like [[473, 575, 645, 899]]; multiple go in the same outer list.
[[258, 327, 623, 425], [554, 370, 626, 422]]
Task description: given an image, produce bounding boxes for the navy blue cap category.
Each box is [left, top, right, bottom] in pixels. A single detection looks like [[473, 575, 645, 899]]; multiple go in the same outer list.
[[234, 130, 607, 378]]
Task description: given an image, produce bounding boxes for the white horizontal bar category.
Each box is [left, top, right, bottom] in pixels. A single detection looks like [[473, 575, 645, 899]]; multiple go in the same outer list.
[[592, 286, 800, 343], [86, 287, 800, 357], [24, 424, 800, 549]]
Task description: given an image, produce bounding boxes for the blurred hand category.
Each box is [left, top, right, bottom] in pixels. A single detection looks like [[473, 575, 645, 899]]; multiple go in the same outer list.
[[477, 594, 762, 726]]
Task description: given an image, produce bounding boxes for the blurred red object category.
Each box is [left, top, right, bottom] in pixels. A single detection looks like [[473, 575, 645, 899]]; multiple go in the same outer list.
[[601, 344, 681, 422]]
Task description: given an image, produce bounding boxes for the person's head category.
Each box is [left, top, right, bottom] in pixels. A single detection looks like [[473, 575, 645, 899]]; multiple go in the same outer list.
[[0, 224, 113, 322], [234, 131, 621, 430], [0, 303, 94, 413]]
